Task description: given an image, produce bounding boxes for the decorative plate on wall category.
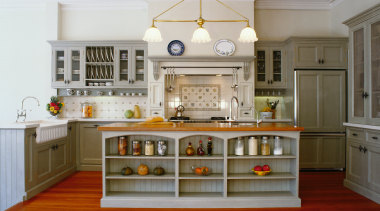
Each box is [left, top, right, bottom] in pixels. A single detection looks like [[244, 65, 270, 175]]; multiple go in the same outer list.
[[167, 40, 185, 56], [213, 39, 235, 56]]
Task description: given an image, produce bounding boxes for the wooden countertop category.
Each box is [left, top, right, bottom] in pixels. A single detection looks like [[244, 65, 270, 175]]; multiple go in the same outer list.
[[97, 122, 304, 132]]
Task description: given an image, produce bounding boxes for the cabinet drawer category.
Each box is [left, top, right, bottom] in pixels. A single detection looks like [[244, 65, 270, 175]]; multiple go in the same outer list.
[[240, 109, 252, 118], [150, 109, 163, 117], [366, 130, 380, 145], [347, 128, 364, 140]]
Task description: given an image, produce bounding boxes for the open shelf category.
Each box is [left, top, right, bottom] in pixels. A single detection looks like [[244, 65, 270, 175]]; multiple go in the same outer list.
[[107, 191, 175, 198], [227, 172, 296, 180], [179, 173, 223, 180], [227, 191, 294, 198], [179, 155, 223, 160], [179, 192, 223, 198], [106, 155, 175, 159], [106, 173, 175, 180], [227, 155, 296, 159]]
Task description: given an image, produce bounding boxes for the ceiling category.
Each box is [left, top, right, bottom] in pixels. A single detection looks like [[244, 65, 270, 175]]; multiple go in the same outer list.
[[0, 0, 346, 10]]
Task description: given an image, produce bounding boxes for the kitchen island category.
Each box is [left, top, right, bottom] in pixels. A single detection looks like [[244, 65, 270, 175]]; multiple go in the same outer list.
[[98, 122, 304, 208]]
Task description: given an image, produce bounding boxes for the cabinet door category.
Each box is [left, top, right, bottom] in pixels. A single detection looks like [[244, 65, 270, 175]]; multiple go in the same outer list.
[[131, 47, 148, 86], [370, 20, 380, 121], [115, 46, 132, 86], [270, 49, 286, 88], [51, 48, 67, 87], [52, 138, 68, 174], [318, 135, 345, 169], [67, 123, 76, 167], [67, 47, 84, 87], [346, 141, 366, 185], [366, 144, 380, 193], [255, 49, 270, 87], [79, 123, 103, 165], [238, 82, 253, 108], [320, 44, 347, 68], [34, 143, 53, 184], [351, 27, 366, 121], [150, 82, 164, 108], [300, 136, 320, 168], [25, 129, 36, 190], [294, 43, 319, 67]]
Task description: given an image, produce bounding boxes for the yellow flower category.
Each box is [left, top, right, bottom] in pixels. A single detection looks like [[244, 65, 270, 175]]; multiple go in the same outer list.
[[61, 103, 64, 107], [50, 107, 54, 112], [53, 110, 58, 114]]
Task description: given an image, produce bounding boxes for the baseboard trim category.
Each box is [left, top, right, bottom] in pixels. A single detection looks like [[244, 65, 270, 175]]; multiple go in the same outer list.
[[25, 167, 76, 200], [344, 179, 380, 204], [78, 164, 102, 171]]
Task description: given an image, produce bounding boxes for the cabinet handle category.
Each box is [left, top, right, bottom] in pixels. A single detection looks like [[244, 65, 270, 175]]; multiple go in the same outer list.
[[56, 144, 58, 150], [363, 147, 367, 153], [68, 126, 72, 131], [153, 112, 159, 115], [352, 133, 358, 136], [372, 136, 378, 140], [267, 80, 270, 84], [359, 145, 363, 152], [318, 59, 321, 64], [241, 102, 244, 106], [322, 59, 324, 64], [67, 80, 70, 84], [244, 112, 249, 115], [362, 92, 369, 98], [271, 80, 273, 84], [93, 124, 99, 127], [159, 102, 162, 107], [32, 132, 37, 138]]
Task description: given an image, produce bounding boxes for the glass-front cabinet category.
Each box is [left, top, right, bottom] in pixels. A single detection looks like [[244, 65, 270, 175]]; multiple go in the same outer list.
[[255, 43, 286, 89], [346, 14, 380, 125], [51, 47, 84, 88], [115, 46, 147, 87]]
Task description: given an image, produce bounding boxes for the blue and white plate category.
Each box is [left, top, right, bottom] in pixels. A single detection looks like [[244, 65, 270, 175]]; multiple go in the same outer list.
[[168, 40, 185, 56]]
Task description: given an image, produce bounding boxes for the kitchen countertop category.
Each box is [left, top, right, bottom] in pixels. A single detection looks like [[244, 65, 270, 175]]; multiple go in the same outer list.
[[98, 122, 304, 132]]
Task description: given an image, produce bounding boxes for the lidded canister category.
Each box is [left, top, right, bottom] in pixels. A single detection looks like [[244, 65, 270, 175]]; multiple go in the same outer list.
[[132, 140, 141, 156], [144, 140, 154, 156], [248, 136, 258, 155], [118, 136, 127, 156], [261, 136, 270, 156], [273, 136, 283, 155], [235, 137, 245, 156], [157, 140, 167, 156]]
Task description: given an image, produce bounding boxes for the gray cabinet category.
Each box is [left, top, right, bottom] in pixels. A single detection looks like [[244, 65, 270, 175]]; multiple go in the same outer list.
[[300, 135, 345, 169], [346, 140, 366, 184], [255, 42, 287, 88], [52, 139, 68, 174], [292, 40, 347, 69], [51, 47, 85, 88], [345, 6, 380, 125], [49, 41, 148, 89], [79, 123, 105, 170], [67, 123, 76, 167]]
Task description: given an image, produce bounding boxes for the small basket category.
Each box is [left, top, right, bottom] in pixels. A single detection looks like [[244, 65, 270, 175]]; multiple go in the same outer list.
[[253, 170, 271, 176]]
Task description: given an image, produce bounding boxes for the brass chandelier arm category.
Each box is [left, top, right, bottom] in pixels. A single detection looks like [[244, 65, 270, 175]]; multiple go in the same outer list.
[[154, 20, 197, 23], [154, 19, 248, 23], [215, 0, 249, 21]]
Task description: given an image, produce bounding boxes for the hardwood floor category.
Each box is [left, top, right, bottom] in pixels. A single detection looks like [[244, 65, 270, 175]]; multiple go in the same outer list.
[[8, 171, 380, 210]]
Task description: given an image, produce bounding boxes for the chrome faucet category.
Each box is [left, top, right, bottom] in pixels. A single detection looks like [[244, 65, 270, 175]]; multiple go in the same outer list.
[[16, 96, 40, 122], [229, 96, 239, 121]]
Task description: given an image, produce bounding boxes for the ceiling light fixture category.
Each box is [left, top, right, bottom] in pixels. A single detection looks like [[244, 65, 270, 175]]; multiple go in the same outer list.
[[143, 0, 258, 43]]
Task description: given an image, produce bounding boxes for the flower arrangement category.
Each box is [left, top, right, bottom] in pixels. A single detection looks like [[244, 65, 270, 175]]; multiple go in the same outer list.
[[46, 96, 64, 116]]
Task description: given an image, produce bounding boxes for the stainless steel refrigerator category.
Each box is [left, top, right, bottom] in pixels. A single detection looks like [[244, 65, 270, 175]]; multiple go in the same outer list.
[[295, 70, 346, 170]]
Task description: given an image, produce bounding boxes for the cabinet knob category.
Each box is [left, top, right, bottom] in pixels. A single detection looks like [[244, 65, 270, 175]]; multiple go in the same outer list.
[[372, 136, 378, 140], [270, 80, 273, 84], [159, 102, 162, 107], [318, 59, 321, 64], [32, 132, 37, 138], [359, 145, 363, 152], [68, 126, 72, 131], [244, 112, 249, 115], [362, 92, 369, 98], [241, 102, 244, 106], [153, 112, 158, 115], [267, 80, 270, 84], [321, 59, 324, 64], [352, 133, 358, 136], [363, 147, 367, 153]]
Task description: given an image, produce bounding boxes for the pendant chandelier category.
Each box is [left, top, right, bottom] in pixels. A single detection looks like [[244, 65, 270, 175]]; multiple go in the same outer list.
[[143, 0, 258, 43]]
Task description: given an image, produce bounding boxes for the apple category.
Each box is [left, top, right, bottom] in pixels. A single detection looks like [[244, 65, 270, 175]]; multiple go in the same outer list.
[[253, 165, 263, 171], [262, 165, 271, 171]]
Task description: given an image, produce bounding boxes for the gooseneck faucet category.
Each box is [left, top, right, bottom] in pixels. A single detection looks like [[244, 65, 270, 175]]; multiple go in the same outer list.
[[229, 96, 239, 121], [16, 96, 40, 122]]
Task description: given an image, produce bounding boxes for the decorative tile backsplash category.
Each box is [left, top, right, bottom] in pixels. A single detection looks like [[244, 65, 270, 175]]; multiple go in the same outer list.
[[165, 76, 234, 119], [59, 96, 147, 118], [180, 84, 220, 111]]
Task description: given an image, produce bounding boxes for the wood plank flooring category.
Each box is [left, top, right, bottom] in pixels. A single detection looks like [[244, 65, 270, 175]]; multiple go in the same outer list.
[[8, 171, 380, 210]]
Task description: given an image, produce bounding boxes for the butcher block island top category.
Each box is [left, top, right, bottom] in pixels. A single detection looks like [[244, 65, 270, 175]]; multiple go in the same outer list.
[[99, 122, 303, 208], [98, 122, 304, 132]]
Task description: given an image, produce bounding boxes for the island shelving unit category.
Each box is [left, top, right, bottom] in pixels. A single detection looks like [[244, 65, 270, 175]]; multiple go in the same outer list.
[[98, 123, 303, 208]]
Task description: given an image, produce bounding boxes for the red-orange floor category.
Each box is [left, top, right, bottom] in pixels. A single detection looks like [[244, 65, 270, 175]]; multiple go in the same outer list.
[[8, 171, 380, 210]]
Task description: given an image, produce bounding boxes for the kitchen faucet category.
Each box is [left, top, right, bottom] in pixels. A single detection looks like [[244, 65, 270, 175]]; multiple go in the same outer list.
[[16, 96, 40, 122], [229, 96, 239, 122]]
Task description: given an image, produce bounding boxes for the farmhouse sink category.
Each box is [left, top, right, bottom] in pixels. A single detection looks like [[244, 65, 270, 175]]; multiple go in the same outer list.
[[22, 120, 68, 144]]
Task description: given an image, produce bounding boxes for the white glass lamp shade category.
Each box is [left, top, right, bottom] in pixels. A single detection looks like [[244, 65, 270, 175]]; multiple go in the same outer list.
[[143, 26, 163, 42], [191, 27, 211, 43], [238, 26, 258, 43]]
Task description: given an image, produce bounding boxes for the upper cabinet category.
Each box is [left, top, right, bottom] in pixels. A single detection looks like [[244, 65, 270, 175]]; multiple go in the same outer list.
[[255, 42, 287, 89], [344, 5, 380, 125], [287, 38, 348, 69], [49, 41, 147, 89]]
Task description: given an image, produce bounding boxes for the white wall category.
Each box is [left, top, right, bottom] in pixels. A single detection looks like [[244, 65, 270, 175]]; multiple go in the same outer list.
[[0, 7, 55, 124], [255, 9, 332, 41], [330, 0, 380, 36]]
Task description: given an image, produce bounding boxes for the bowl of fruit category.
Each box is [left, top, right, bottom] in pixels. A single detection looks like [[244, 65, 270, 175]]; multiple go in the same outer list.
[[252, 165, 271, 176], [192, 166, 211, 176]]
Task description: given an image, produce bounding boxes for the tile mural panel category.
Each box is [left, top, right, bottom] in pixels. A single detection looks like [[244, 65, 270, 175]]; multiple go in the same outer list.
[[180, 84, 221, 111]]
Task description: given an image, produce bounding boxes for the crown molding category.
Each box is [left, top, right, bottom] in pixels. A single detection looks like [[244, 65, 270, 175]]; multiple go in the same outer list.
[[255, 0, 345, 10], [59, 0, 148, 11]]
